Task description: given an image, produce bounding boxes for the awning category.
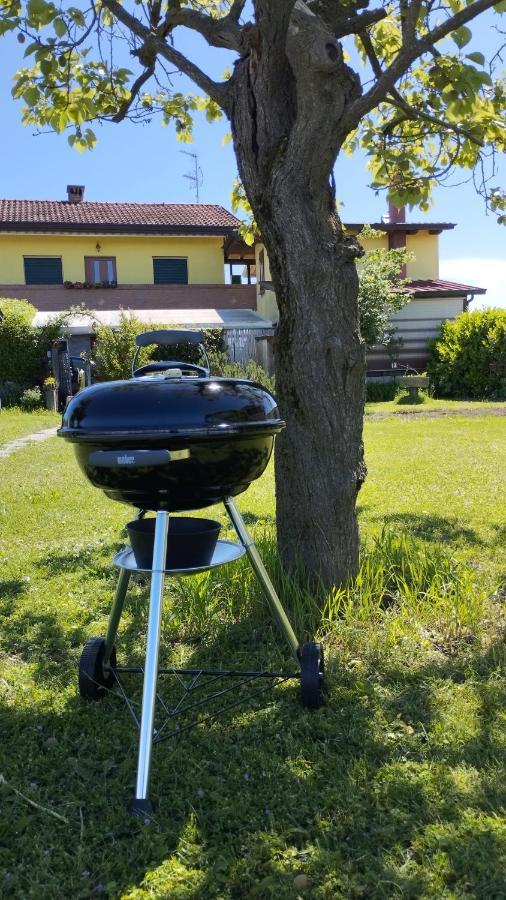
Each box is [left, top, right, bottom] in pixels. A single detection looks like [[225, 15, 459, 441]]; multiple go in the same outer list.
[[32, 307, 274, 334]]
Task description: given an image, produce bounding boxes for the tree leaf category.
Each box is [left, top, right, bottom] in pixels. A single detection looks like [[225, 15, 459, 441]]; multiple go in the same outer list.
[[451, 26, 472, 49], [53, 17, 67, 37], [22, 86, 40, 106], [466, 51, 485, 66]]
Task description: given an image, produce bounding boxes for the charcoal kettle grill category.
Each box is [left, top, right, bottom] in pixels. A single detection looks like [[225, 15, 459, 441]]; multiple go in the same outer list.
[[58, 329, 324, 814]]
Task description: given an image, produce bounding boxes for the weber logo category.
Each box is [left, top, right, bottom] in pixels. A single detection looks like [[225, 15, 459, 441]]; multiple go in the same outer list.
[[117, 454, 135, 465]]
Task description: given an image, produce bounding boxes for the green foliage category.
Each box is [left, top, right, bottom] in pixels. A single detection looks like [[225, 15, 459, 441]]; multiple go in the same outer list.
[[0, 380, 25, 408], [0, 298, 39, 385], [92, 311, 146, 381], [0, 298, 90, 393], [357, 227, 413, 347], [348, 8, 506, 217], [1, 1, 505, 217], [428, 308, 506, 399], [19, 385, 43, 410], [230, 178, 256, 245], [210, 354, 276, 393], [366, 380, 399, 402]]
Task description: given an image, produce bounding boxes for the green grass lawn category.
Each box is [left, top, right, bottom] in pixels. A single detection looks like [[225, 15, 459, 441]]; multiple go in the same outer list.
[[0, 408, 59, 447], [365, 396, 506, 416], [0, 414, 505, 899]]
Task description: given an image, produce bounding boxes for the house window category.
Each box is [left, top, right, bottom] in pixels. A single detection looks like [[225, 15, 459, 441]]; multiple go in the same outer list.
[[153, 257, 188, 285], [84, 257, 117, 285], [24, 257, 63, 285]]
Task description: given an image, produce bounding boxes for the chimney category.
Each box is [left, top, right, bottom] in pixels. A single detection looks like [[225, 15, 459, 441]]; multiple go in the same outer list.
[[67, 184, 85, 204], [388, 200, 405, 224]]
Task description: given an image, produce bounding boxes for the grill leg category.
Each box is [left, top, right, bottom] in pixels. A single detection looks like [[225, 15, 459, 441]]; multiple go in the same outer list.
[[103, 568, 131, 665], [224, 497, 300, 663], [129, 510, 169, 815]]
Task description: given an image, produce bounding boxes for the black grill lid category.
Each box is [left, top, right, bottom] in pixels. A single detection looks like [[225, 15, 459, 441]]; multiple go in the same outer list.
[[59, 375, 284, 442]]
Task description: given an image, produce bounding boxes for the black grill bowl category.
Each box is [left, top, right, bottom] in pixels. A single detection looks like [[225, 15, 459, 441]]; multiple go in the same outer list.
[[58, 375, 284, 511], [127, 517, 221, 570]]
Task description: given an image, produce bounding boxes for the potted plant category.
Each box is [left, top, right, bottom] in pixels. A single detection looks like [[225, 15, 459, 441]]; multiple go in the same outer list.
[[43, 376, 58, 411]]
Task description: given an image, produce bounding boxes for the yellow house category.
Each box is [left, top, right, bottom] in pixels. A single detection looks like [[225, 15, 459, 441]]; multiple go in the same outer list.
[[0, 185, 270, 359], [255, 204, 486, 372]]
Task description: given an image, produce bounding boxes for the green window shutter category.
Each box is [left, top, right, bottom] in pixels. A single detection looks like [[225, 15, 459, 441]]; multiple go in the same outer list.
[[24, 257, 63, 285], [153, 258, 188, 284]]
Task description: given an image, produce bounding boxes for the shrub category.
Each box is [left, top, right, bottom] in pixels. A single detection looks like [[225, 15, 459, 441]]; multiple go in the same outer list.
[[356, 227, 413, 347], [428, 308, 506, 399], [366, 380, 399, 402], [0, 381, 25, 408], [0, 299, 39, 385], [0, 298, 68, 388], [209, 353, 276, 392], [19, 386, 43, 411]]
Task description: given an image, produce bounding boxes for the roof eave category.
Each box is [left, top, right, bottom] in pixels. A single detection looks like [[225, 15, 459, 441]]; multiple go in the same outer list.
[[411, 288, 487, 297], [0, 222, 237, 236]]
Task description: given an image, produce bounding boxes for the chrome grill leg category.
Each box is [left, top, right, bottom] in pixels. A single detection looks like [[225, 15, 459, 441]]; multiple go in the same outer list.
[[129, 510, 169, 815], [224, 497, 300, 663]]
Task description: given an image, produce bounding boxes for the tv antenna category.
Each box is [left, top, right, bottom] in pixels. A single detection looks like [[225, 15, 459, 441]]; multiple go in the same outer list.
[[181, 150, 203, 203]]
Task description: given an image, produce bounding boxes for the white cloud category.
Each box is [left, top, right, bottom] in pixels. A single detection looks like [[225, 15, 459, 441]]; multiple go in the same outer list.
[[439, 257, 506, 309]]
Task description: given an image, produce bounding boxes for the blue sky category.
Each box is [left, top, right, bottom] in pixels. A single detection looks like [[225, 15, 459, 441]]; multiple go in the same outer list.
[[0, 14, 504, 307]]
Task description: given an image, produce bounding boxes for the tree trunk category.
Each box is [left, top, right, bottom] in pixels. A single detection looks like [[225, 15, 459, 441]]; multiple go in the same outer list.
[[229, 3, 366, 587], [260, 197, 366, 587]]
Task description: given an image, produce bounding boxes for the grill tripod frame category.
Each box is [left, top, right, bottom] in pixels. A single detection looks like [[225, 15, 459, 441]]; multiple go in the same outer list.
[[79, 497, 324, 815]]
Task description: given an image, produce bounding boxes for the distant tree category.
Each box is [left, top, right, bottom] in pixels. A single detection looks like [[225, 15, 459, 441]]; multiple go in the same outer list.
[[356, 229, 413, 349], [2, 1, 505, 585]]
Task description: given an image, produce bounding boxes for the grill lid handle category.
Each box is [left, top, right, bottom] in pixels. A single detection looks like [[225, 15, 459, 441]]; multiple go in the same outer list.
[[88, 449, 173, 469], [135, 330, 204, 347], [132, 330, 210, 378]]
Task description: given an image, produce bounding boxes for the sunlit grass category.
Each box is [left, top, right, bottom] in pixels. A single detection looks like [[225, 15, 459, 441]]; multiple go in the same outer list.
[[365, 395, 506, 415], [0, 413, 505, 898], [0, 407, 59, 447]]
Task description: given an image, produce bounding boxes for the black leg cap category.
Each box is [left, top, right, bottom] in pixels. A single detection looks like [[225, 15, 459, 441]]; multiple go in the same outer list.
[[128, 797, 154, 817]]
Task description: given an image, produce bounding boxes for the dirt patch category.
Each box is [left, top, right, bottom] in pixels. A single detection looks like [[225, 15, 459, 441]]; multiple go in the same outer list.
[[367, 407, 506, 421]]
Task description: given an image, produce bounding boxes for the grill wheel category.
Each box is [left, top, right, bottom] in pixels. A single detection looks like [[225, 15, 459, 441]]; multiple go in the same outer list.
[[79, 637, 117, 701], [300, 642, 325, 709]]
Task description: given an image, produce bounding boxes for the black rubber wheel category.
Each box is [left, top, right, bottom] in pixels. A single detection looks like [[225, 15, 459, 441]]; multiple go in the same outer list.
[[299, 642, 324, 709], [78, 637, 117, 701]]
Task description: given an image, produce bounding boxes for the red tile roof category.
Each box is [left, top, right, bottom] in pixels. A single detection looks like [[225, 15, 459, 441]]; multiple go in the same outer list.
[[406, 278, 486, 296], [0, 199, 240, 235], [346, 222, 455, 233]]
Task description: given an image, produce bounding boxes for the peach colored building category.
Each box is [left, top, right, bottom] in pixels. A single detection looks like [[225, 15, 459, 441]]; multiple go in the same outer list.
[[255, 205, 486, 372]]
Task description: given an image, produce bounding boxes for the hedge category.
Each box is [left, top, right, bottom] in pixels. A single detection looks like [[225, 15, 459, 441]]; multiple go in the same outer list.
[[428, 308, 506, 399], [0, 298, 69, 405]]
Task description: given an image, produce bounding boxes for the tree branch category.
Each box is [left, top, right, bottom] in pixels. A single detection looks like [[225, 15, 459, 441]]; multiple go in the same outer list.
[[101, 0, 230, 108], [343, 0, 501, 133], [159, 1, 246, 51], [111, 62, 155, 123], [358, 28, 483, 146], [307, 1, 387, 38]]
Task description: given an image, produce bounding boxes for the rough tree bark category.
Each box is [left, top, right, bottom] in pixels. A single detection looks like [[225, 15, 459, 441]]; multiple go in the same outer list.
[[229, 2, 367, 586]]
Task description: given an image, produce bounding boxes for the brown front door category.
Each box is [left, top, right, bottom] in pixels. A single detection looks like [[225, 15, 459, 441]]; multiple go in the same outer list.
[[84, 257, 117, 284]]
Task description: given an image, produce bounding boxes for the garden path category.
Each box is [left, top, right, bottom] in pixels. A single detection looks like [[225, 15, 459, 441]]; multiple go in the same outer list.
[[0, 426, 58, 460]]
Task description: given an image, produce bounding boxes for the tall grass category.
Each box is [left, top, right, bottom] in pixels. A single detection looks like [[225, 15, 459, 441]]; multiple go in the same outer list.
[[168, 527, 487, 650]]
